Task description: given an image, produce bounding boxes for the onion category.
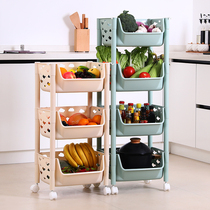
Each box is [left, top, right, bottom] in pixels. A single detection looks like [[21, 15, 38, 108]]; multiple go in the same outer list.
[[136, 21, 144, 26], [147, 28, 153, 33]]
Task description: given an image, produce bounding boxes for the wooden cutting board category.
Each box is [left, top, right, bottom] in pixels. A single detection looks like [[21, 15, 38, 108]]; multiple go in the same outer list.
[[70, 12, 81, 29]]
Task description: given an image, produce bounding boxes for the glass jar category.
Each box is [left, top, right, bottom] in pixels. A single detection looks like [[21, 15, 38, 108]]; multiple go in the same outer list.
[[119, 101, 126, 122], [125, 110, 132, 124], [136, 103, 141, 117], [144, 103, 150, 119], [133, 112, 140, 123], [128, 103, 134, 122], [140, 107, 148, 123]]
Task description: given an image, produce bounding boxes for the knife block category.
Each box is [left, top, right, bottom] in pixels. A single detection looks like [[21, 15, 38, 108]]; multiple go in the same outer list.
[[74, 29, 90, 52]]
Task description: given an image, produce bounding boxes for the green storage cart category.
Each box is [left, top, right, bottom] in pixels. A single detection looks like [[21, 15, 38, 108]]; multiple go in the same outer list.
[[97, 17, 170, 195]]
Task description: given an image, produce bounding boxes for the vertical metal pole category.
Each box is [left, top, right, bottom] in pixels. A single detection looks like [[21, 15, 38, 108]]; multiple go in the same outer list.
[[104, 62, 110, 186], [96, 19, 102, 151], [148, 91, 153, 148], [111, 18, 117, 186], [163, 18, 170, 183], [87, 92, 92, 146], [35, 63, 40, 184], [50, 64, 56, 191]]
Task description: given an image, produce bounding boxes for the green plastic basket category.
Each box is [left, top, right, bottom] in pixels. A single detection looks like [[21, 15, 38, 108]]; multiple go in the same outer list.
[[115, 147, 164, 181], [98, 18, 164, 46], [116, 105, 164, 136], [116, 63, 164, 91]]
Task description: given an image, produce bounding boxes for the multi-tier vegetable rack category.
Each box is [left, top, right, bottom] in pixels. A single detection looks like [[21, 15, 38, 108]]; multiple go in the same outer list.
[[30, 61, 110, 200], [97, 17, 170, 194]]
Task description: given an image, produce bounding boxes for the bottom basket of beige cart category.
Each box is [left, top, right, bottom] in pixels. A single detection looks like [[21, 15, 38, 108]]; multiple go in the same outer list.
[[30, 151, 104, 199]]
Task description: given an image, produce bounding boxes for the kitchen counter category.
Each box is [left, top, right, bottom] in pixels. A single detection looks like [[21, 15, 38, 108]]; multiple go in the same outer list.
[[170, 51, 210, 63], [1, 48, 210, 63], [0, 51, 97, 62]]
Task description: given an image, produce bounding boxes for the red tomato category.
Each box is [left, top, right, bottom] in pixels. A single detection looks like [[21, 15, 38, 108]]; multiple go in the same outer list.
[[139, 72, 151, 78], [123, 66, 135, 78]]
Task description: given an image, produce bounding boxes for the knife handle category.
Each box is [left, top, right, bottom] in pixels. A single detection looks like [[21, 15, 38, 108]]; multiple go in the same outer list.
[[84, 18, 88, 29]]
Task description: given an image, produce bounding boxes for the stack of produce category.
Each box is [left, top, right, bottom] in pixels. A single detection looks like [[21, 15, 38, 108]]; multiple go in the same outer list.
[[60, 65, 101, 79], [60, 113, 101, 126], [118, 10, 162, 33], [61, 142, 98, 173], [96, 46, 164, 78]]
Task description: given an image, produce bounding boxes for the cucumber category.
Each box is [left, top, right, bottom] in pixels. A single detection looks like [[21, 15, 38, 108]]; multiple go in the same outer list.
[[130, 63, 153, 78], [149, 59, 163, 77]]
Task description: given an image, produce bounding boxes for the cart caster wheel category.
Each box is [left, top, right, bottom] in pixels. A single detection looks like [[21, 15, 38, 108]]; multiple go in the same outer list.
[[163, 182, 170, 191], [49, 191, 57, 200], [111, 186, 118, 195], [83, 184, 91, 189], [144, 180, 151, 184], [30, 184, 39, 193], [93, 183, 100, 188], [103, 187, 111, 195]]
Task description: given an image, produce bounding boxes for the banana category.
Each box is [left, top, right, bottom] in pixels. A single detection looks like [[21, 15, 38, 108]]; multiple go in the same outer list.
[[69, 143, 83, 166], [63, 144, 78, 168], [80, 143, 94, 167], [75, 144, 89, 167], [77, 65, 89, 72], [84, 143, 98, 168]]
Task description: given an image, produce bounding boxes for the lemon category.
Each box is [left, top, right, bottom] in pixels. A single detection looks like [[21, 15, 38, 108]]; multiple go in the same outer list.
[[88, 68, 100, 78], [67, 69, 76, 73]]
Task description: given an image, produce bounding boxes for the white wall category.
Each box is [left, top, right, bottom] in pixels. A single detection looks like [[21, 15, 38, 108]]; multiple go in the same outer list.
[[0, 0, 193, 49]]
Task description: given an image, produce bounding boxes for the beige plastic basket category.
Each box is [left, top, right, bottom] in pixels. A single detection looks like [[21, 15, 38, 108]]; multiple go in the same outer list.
[[38, 106, 105, 139], [38, 151, 104, 186], [38, 62, 105, 93]]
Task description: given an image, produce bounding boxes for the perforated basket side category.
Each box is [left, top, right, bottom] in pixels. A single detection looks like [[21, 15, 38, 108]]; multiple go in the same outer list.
[[98, 18, 113, 46], [38, 63, 51, 92], [38, 108, 51, 138], [38, 153, 51, 184]]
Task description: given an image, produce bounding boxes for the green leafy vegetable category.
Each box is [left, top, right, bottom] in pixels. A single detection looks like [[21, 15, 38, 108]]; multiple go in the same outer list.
[[96, 45, 111, 62], [130, 47, 148, 71], [96, 45, 150, 72]]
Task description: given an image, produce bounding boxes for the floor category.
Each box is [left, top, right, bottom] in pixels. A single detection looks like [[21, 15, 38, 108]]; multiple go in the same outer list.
[[0, 154, 210, 210]]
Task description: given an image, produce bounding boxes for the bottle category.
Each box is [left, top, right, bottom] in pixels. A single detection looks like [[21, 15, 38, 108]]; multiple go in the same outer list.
[[204, 16, 208, 44], [133, 111, 140, 123], [136, 103, 141, 117], [144, 103, 150, 119], [128, 103, 134, 122], [125, 110, 132, 124], [119, 101, 126, 122], [148, 106, 156, 123], [208, 14, 210, 51], [140, 107, 148, 123], [200, 14, 205, 44]]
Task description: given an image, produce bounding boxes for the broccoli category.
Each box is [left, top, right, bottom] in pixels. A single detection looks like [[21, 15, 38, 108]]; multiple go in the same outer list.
[[118, 10, 138, 32]]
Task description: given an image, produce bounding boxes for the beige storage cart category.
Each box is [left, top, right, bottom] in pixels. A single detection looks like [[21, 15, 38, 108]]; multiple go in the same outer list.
[[30, 61, 110, 200]]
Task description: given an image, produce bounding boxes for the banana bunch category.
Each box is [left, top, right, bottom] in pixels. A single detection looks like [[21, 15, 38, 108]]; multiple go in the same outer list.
[[77, 65, 89, 72], [63, 142, 98, 168]]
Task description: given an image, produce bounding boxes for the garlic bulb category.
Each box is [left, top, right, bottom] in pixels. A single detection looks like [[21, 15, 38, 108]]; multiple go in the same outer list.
[[136, 25, 147, 33], [152, 27, 161, 32]]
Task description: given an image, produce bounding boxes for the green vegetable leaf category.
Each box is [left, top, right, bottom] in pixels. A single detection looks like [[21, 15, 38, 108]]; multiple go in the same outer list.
[[96, 46, 111, 62], [130, 47, 148, 71], [119, 53, 128, 70], [116, 48, 121, 63]]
